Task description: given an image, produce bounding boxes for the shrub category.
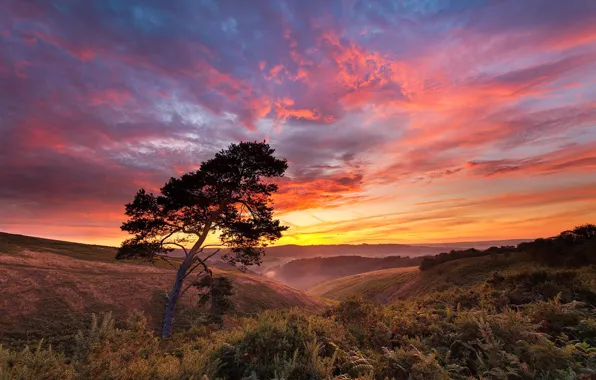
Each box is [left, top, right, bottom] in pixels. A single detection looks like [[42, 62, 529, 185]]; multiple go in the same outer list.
[[0, 341, 74, 380]]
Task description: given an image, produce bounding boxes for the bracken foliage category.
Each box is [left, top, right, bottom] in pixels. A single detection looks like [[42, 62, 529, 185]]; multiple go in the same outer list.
[[3, 263, 596, 379], [3, 224, 596, 379]]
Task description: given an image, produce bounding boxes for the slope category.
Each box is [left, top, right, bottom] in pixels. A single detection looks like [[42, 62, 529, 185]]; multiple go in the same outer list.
[[307, 252, 534, 302], [306, 266, 418, 301], [269, 255, 423, 289], [0, 232, 325, 350]]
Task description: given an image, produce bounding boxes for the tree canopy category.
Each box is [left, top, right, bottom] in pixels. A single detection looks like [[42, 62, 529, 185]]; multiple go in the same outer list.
[[117, 141, 288, 266], [116, 141, 289, 337]]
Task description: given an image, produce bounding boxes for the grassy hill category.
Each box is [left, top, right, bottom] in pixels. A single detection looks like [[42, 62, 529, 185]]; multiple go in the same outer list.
[[307, 266, 419, 301], [268, 255, 423, 289], [309, 224, 596, 303], [0, 231, 117, 261], [0, 232, 325, 351], [308, 252, 538, 302]]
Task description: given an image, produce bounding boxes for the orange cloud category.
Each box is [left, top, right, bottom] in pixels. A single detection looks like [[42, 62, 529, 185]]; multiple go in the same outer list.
[[274, 172, 365, 212]]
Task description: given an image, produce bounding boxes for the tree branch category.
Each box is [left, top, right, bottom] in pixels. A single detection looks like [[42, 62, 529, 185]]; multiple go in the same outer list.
[[160, 256, 178, 270], [239, 200, 259, 221], [181, 249, 219, 281], [163, 241, 189, 256], [182, 262, 202, 280], [188, 204, 227, 256], [180, 269, 210, 297], [198, 248, 220, 266], [160, 229, 181, 245], [179, 249, 221, 297]]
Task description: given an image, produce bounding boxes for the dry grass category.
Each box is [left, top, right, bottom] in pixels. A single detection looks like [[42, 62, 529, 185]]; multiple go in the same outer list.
[[307, 252, 534, 302], [0, 232, 117, 261], [0, 233, 325, 351], [306, 266, 419, 301]]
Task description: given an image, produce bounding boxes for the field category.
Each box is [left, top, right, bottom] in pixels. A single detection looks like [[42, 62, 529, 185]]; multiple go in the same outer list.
[[0, 232, 117, 261]]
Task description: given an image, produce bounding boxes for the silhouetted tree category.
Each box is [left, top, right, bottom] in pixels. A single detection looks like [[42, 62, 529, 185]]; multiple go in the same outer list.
[[419, 248, 488, 270], [521, 224, 596, 267], [564, 224, 596, 241], [116, 141, 288, 337]]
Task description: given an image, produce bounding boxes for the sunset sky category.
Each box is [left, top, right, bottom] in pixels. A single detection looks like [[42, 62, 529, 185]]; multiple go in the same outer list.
[[1, 0, 596, 246]]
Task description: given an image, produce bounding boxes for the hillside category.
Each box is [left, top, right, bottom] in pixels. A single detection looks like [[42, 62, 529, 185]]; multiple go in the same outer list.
[[307, 266, 419, 301], [0, 232, 324, 350], [309, 224, 596, 303], [308, 252, 535, 302], [268, 255, 423, 289], [2, 226, 596, 378]]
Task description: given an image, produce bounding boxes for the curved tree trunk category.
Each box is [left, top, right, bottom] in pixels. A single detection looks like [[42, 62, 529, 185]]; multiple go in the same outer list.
[[161, 216, 215, 338], [161, 254, 194, 338]]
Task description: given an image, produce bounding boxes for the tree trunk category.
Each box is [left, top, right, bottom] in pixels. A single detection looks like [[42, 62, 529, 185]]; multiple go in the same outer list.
[[161, 215, 216, 338], [161, 254, 194, 338]]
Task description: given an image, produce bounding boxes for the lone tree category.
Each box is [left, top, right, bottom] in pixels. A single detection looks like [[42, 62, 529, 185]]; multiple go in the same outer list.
[[116, 141, 288, 337]]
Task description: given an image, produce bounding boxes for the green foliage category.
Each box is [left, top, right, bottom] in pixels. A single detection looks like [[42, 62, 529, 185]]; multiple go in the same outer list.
[[212, 310, 346, 379], [2, 272, 596, 379], [0, 341, 75, 380], [196, 276, 235, 327], [519, 224, 596, 267], [71, 312, 220, 379]]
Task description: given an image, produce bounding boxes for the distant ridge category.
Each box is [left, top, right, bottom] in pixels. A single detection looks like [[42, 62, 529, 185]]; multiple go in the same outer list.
[[0, 231, 532, 258], [414, 239, 532, 250]]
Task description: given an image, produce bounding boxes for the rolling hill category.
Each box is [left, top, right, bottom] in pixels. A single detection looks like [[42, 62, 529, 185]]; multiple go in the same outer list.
[[258, 243, 452, 258], [270, 255, 423, 289], [307, 266, 419, 302], [0, 232, 325, 350], [307, 251, 536, 302]]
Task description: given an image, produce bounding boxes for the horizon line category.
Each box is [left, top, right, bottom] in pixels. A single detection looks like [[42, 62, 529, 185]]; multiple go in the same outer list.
[[0, 230, 536, 249]]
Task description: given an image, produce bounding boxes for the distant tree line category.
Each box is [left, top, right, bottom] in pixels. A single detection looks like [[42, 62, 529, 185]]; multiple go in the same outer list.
[[419, 248, 492, 271], [419, 224, 596, 271], [280, 255, 423, 276], [520, 224, 596, 267]]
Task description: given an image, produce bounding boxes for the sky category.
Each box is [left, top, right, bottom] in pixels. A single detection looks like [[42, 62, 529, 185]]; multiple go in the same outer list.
[[1, 0, 596, 247]]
